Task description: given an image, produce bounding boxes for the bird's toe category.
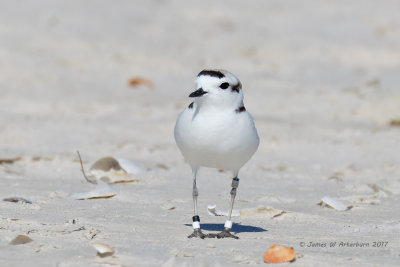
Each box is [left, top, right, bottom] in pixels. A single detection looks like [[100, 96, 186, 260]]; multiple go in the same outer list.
[[188, 229, 207, 239], [208, 229, 239, 239]]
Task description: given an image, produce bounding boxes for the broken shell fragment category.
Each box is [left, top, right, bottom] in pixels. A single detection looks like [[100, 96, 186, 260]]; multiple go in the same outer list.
[[207, 205, 239, 217], [0, 157, 21, 164], [92, 242, 114, 257], [72, 181, 116, 200], [89, 156, 145, 184], [390, 119, 400, 127], [3, 197, 32, 204], [128, 77, 154, 89], [263, 244, 295, 263], [318, 196, 351, 211], [10, 235, 33, 245]]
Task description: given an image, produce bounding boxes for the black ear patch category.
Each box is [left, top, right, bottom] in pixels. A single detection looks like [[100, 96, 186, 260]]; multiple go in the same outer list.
[[235, 106, 246, 113], [188, 102, 194, 109], [231, 82, 242, 93], [219, 82, 229, 89], [198, 70, 225, 79]]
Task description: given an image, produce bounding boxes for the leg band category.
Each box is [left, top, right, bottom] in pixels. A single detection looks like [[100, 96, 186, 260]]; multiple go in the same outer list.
[[231, 178, 239, 196], [192, 221, 200, 229], [192, 216, 200, 229], [224, 220, 233, 229], [231, 177, 239, 189]]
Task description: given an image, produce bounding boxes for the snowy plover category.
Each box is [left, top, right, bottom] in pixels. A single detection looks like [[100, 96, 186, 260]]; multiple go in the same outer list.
[[174, 69, 259, 239]]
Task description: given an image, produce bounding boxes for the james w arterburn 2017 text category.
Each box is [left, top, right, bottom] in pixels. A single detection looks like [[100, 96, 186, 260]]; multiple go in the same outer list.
[[301, 241, 388, 248]]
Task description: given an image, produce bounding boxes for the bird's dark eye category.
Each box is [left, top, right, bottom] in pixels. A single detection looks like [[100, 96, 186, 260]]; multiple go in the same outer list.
[[219, 82, 229, 89]]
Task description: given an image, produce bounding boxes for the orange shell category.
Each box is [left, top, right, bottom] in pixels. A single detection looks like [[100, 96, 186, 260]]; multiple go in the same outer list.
[[128, 77, 154, 89], [263, 244, 296, 263]]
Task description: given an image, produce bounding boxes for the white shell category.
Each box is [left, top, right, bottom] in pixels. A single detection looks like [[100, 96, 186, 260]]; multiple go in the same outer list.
[[320, 196, 349, 211], [114, 157, 146, 174], [88, 156, 145, 184], [92, 242, 114, 257], [207, 204, 239, 217], [72, 181, 116, 200], [3, 197, 32, 204]]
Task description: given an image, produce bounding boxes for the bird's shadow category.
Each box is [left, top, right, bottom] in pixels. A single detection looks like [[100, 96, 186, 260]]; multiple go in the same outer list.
[[185, 223, 267, 234]]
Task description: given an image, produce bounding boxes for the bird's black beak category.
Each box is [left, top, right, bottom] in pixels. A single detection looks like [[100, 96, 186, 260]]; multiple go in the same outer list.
[[189, 88, 208, 98]]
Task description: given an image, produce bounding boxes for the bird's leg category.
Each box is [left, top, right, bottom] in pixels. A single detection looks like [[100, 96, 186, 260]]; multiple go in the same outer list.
[[188, 169, 206, 239], [209, 177, 240, 239]]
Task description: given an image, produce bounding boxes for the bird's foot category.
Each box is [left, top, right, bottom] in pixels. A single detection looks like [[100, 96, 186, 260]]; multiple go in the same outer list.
[[188, 229, 207, 239], [208, 229, 239, 239]]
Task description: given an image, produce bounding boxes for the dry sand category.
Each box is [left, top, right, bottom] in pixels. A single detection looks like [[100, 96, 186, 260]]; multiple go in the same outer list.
[[0, 0, 399, 266]]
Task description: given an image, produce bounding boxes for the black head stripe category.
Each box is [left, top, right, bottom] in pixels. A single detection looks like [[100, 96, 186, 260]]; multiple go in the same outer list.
[[198, 70, 225, 79], [232, 82, 241, 93]]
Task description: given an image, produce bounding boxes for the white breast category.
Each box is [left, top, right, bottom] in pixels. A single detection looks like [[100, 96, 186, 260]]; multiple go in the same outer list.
[[174, 105, 259, 173]]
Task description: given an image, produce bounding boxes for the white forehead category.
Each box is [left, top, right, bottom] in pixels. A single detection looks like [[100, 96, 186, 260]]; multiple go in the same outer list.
[[195, 69, 240, 88]]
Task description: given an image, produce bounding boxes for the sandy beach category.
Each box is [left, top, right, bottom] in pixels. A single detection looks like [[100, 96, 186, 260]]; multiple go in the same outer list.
[[1, 0, 399, 266]]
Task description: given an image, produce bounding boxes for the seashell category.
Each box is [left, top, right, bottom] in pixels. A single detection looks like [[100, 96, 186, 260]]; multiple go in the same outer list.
[[0, 157, 21, 164], [272, 211, 287, 218], [92, 242, 114, 257], [128, 77, 154, 89], [207, 204, 239, 217], [3, 197, 32, 204], [263, 244, 295, 263], [390, 119, 400, 127], [10, 235, 33, 245], [161, 203, 176, 210], [318, 196, 351, 211], [88, 156, 145, 184], [72, 181, 116, 200], [156, 163, 169, 170]]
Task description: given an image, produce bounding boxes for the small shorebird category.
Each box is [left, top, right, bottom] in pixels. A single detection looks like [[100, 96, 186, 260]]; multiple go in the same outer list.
[[174, 69, 259, 239]]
